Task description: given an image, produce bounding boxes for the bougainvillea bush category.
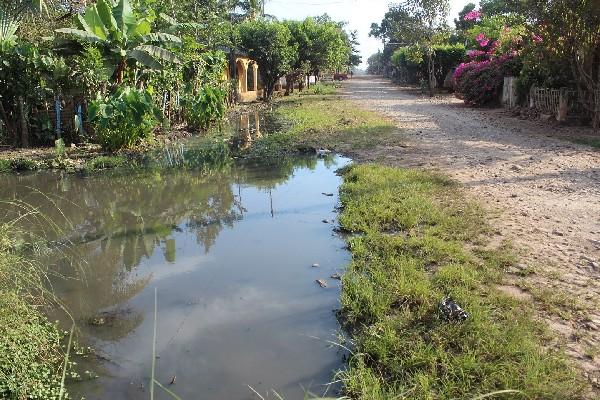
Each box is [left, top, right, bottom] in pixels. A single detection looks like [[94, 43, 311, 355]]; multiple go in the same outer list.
[[454, 55, 522, 106], [453, 8, 526, 107]]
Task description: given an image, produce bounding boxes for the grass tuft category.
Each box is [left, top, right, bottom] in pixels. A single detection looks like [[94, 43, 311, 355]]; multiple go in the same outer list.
[[337, 164, 583, 399], [0, 159, 10, 173], [0, 203, 71, 398], [0, 157, 39, 172], [84, 155, 126, 172]]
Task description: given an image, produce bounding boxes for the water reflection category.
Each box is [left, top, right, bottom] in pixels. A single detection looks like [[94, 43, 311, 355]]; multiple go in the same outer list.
[[232, 112, 262, 150], [0, 154, 349, 399]]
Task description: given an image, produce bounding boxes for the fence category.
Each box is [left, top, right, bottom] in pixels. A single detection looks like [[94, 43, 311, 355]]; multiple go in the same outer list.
[[524, 86, 600, 124]]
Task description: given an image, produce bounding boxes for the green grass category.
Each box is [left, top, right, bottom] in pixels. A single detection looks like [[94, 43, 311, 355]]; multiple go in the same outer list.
[[336, 165, 582, 399], [568, 137, 600, 150], [0, 158, 39, 172], [0, 212, 68, 398], [84, 155, 126, 172], [244, 90, 397, 161], [0, 159, 10, 173], [302, 82, 339, 96], [277, 94, 396, 150]]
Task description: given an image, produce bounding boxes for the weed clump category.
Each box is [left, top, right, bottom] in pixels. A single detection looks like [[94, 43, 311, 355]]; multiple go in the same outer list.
[[0, 158, 39, 172], [84, 155, 126, 172], [0, 220, 66, 398], [337, 164, 582, 399], [0, 159, 10, 173]]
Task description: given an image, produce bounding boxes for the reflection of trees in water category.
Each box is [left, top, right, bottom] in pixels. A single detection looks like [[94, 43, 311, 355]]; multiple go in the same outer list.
[[0, 170, 244, 337], [0, 154, 334, 340]]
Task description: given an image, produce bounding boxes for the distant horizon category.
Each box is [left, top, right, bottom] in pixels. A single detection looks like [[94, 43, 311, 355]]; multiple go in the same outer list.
[[265, 0, 477, 68]]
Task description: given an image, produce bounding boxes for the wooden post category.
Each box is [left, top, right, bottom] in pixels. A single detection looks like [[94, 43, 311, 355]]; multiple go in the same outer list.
[[557, 88, 568, 123], [529, 86, 536, 109]]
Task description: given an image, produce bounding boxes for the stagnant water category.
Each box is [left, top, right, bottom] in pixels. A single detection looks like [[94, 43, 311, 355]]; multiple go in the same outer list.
[[0, 139, 350, 398]]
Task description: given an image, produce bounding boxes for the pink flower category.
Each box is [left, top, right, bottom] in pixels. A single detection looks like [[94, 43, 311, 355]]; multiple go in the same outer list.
[[532, 34, 543, 43], [486, 40, 499, 54], [464, 10, 482, 21], [475, 33, 490, 48], [467, 49, 486, 58]]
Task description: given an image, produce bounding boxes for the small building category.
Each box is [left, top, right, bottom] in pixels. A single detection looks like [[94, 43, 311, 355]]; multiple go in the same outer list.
[[224, 52, 262, 103]]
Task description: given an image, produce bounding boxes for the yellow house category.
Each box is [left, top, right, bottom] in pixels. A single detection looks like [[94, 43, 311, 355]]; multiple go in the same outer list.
[[224, 54, 261, 103]]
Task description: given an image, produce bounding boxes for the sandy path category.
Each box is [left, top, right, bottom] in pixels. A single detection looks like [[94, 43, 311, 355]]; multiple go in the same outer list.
[[344, 76, 600, 392]]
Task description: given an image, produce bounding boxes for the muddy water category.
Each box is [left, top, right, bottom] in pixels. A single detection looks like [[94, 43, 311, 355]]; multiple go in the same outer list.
[[0, 153, 350, 399]]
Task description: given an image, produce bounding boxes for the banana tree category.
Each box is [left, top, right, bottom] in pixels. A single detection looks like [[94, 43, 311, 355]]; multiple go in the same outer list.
[[56, 0, 182, 84]]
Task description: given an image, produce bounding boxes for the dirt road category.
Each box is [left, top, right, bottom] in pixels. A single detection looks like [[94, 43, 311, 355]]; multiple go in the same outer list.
[[344, 76, 600, 390]]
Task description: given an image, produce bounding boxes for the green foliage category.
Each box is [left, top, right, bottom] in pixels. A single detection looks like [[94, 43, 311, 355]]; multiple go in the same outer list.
[[54, 138, 65, 157], [9, 157, 38, 171], [0, 41, 70, 145], [337, 164, 583, 399], [516, 42, 574, 98], [454, 56, 522, 106], [88, 86, 160, 151], [309, 83, 337, 95], [479, 0, 528, 16], [466, 14, 527, 53], [84, 155, 126, 171], [237, 20, 297, 100], [285, 16, 352, 75], [55, 0, 182, 84], [70, 46, 110, 97], [0, 216, 68, 399], [391, 44, 465, 85], [366, 52, 385, 75], [183, 86, 226, 131], [526, 0, 600, 127], [454, 2, 477, 31], [0, 159, 10, 172], [0, 292, 64, 399], [0, 0, 46, 46]]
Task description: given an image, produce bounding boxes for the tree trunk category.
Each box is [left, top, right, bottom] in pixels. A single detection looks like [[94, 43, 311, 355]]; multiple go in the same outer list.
[[0, 101, 17, 144], [116, 57, 126, 84], [18, 97, 29, 148], [427, 50, 435, 97]]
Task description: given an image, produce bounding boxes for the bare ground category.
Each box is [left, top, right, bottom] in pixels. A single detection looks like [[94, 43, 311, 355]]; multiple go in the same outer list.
[[343, 76, 600, 393]]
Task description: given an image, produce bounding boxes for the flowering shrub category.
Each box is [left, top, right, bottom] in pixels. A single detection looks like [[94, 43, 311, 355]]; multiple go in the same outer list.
[[464, 9, 482, 21], [454, 55, 522, 106]]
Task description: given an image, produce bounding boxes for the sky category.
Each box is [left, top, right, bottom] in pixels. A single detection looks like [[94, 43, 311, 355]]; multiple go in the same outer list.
[[265, 0, 477, 68]]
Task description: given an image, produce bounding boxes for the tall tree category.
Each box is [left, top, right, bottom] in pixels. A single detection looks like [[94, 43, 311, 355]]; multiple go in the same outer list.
[[374, 0, 450, 96], [479, 0, 528, 16], [527, 0, 600, 128], [454, 2, 476, 31], [237, 20, 297, 100], [366, 51, 385, 75], [347, 30, 362, 71]]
